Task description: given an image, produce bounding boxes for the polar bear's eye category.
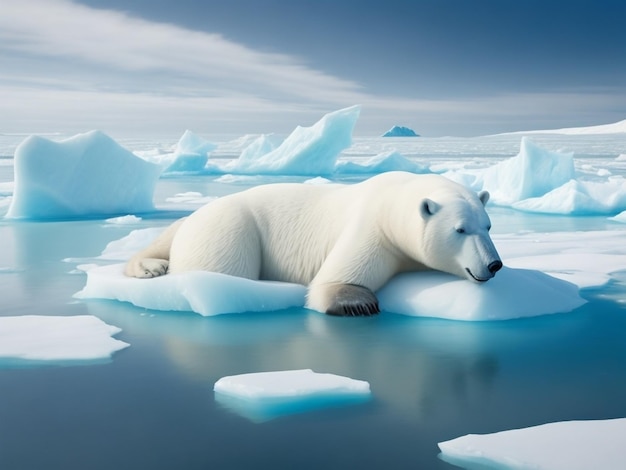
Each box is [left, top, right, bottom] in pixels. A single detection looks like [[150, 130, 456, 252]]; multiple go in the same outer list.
[[456, 227, 465, 234]]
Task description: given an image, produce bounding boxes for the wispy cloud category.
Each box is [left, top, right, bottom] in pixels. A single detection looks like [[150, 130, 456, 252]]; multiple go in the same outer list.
[[1, 0, 623, 136]]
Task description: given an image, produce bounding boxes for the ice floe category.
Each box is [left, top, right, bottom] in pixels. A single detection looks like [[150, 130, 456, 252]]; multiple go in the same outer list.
[[214, 369, 371, 422], [0, 315, 129, 363], [439, 418, 626, 470], [70, 226, 625, 320]]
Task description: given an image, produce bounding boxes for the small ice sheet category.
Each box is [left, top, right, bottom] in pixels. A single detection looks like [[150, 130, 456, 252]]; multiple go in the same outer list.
[[439, 418, 626, 470], [0, 315, 129, 363], [214, 369, 371, 422]]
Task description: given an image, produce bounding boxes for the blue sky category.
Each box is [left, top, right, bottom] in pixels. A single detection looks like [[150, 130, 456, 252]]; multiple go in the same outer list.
[[1, 0, 625, 137]]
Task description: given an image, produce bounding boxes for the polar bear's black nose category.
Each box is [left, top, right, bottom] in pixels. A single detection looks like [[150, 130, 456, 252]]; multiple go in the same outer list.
[[488, 260, 503, 274]]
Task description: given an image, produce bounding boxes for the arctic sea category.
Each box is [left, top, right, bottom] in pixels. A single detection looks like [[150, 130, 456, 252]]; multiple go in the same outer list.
[[1, 132, 626, 469]]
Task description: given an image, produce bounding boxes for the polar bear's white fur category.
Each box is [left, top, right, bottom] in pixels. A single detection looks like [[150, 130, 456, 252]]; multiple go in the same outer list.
[[125, 172, 502, 315]]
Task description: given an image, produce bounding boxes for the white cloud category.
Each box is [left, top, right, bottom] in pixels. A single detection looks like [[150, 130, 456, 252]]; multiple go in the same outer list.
[[0, 0, 364, 103], [1, 0, 623, 136]]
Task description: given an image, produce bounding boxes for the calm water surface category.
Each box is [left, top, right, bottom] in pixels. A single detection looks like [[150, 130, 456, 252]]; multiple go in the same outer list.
[[1, 135, 626, 469]]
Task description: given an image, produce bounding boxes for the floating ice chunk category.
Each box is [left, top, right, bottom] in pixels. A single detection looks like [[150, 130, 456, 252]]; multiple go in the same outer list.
[[175, 129, 216, 156], [0, 315, 129, 363], [237, 134, 282, 164], [75, 263, 307, 316], [6, 131, 161, 219], [439, 418, 626, 470], [163, 130, 217, 173], [214, 369, 371, 422], [513, 178, 626, 215], [336, 150, 429, 174], [72, 228, 597, 320], [382, 125, 419, 137], [480, 137, 575, 206], [378, 267, 585, 321], [165, 191, 216, 205], [105, 215, 142, 225], [610, 210, 626, 223], [304, 176, 332, 184], [227, 105, 360, 175]]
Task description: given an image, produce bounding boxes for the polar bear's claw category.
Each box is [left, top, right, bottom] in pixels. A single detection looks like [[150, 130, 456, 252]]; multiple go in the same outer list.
[[125, 258, 169, 278], [325, 284, 380, 317]]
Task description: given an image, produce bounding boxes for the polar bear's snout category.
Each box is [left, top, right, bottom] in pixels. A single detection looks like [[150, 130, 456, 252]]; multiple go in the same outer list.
[[488, 260, 503, 274], [461, 233, 502, 283]]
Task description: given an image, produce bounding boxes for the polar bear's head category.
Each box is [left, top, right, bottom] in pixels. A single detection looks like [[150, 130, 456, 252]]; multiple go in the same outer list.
[[413, 188, 502, 282]]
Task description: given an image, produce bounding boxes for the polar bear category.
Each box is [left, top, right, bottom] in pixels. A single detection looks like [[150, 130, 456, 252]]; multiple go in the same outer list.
[[125, 172, 502, 316]]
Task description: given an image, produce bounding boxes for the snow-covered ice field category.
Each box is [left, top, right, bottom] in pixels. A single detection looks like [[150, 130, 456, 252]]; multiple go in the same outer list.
[[1, 109, 626, 469]]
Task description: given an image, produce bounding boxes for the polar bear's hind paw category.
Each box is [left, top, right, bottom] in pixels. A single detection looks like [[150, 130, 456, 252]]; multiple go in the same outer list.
[[325, 284, 380, 317], [125, 258, 169, 278]]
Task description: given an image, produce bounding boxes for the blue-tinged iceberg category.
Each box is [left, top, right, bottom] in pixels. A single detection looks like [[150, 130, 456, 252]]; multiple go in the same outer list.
[[7, 130, 161, 219], [382, 125, 419, 137], [335, 150, 429, 174], [226, 105, 360, 176], [472, 137, 626, 215], [479, 137, 575, 206], [161, 130, 217, 174]]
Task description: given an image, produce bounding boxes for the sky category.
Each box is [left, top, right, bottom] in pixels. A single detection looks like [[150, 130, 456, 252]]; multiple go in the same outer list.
[[1, 0, 625, 137]]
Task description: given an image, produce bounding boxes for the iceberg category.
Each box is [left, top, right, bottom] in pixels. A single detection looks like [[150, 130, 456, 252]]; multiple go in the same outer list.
[[335, 150, 429, 174], [439, 418, 626, 470], [226, 105, 360, 175], [0, 315, 129, 363], [513, 178, 626, 215], [6, 130, 161, 219], [382, 125, 419, 137], [236, 134, 282, 165], [213, 369, 371, 422], [162, 130, 217, 173], [479, 137, 575, 206]]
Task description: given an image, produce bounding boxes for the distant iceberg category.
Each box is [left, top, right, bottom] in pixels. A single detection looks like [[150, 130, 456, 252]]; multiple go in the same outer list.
[[335, 150, 429, 174], [479, 137, 575, 206], [500, 118, 626, 136], [382, 125, 419, 137], [158, 130, 217, 174], [6, 130, 161, 220], [225, 105, 360, 176], [473, 137, 626, 215]]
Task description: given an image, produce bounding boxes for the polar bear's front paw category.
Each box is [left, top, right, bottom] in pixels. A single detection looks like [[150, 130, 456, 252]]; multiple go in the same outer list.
[[125, 258, 169, 278], [313, 283, 380, 317]]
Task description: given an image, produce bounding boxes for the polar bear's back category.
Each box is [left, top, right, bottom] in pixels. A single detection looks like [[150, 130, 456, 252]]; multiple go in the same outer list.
[[169, 182, 351, 283]]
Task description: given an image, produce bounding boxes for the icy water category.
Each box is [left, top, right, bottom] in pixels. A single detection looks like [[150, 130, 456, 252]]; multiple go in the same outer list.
[[1, 134, 626, 469]]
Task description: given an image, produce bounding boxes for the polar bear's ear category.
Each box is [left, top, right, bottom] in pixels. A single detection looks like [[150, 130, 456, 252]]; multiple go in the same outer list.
[[420, 198, 440, 218], [478, 190, 490, 206]]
